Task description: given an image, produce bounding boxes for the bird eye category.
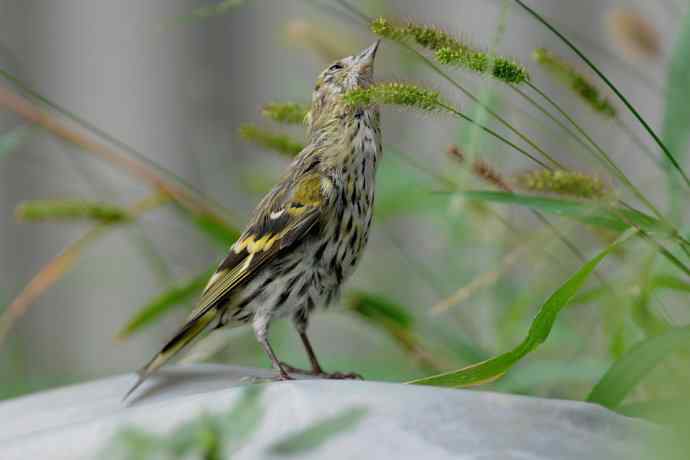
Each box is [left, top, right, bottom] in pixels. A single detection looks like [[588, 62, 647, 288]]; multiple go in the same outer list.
[[328, 63, 344, 71]]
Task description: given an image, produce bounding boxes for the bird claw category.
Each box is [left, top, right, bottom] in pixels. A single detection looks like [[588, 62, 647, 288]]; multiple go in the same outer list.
[[279, 362, 311, 375], [321, 371, 363, 380], [278, 362, 362, 380]]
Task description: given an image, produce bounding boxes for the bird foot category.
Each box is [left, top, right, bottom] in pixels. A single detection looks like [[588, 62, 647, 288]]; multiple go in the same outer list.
[[320, 371, 363, 380], [271, 369, 295, 381], [279, 362, 362, 380]]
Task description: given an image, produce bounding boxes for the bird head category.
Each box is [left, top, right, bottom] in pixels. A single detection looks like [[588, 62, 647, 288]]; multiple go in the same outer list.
[[307, 41, 380, 133]]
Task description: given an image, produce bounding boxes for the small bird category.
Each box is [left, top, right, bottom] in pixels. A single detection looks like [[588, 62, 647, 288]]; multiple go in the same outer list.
[[125, 41, 382, 399]]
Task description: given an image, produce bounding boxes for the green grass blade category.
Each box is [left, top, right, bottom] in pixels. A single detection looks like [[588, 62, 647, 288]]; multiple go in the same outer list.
[[116, 269, 213, 340], [460, 190, 665, 233], [408, 230, 634, 387], [587, 326, 690, 408], [269, 407, 367, 456]]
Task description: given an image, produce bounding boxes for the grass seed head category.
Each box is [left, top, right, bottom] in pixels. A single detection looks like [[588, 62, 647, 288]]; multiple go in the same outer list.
[[516, 169, 608, 199], [533, 48, 616, 117], [239, 124, 304, 157], [261, 102, 309, 125], [344, 82, 444, 113]]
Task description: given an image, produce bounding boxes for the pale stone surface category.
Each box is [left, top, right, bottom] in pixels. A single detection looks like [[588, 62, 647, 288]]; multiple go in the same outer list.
[[0, 364, 660, 459]]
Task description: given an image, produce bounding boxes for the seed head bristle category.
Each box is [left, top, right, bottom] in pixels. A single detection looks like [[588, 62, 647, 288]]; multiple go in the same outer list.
[[473, 160, 512, 192], [404, 23, 464, 51], [372, 17, 467, 51], [448, 145, 511, 191], [447, 145, 466, 162], [239, 124, 304, 157], [371, 17, 407, 42], [515, 169, 608, 199], [533, 48, 616, 117], [607, 7, 661, 59], [437, 47, 530, 84], [344, 82, 444, 113], [261, 102, 309, 125], [372, 17, 529, 85]]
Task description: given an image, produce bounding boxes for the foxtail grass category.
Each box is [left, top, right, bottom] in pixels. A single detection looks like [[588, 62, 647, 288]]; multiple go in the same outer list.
[[515, 169, 608, 199], [261, 102, 309, 125], [239, 124, 304, 157]]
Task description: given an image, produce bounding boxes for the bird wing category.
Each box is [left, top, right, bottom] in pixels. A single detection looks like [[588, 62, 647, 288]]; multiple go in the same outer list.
[[124, 171, 329, 401], [188, 171, 328, 323]]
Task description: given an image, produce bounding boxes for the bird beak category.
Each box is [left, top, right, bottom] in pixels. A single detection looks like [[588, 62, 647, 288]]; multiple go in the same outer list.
[[358, 40, 380, 65]]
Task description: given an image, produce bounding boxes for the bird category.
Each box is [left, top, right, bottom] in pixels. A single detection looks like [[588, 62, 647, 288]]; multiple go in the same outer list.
[[124, 40, 382, 400]]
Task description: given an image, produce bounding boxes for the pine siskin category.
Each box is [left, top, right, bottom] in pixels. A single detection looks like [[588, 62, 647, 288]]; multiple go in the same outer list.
[[125, 41, 382, 398]]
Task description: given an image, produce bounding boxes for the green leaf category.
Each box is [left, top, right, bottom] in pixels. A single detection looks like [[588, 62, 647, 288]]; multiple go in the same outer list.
[[460, 190, 667, 233], [270, 407, 367, 456], [0, 125, 31, 161], [587, 326, 690, 408], [116, 269, 213, 339], [408, 230, 634, 387]]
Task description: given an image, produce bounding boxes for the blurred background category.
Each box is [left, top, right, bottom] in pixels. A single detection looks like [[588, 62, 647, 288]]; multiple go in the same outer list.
[[0, 0, 687, 417]]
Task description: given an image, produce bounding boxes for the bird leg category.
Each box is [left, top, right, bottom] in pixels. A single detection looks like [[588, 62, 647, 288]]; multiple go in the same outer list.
[[283, 331, 363, 380], [257, 334, 293, 381]]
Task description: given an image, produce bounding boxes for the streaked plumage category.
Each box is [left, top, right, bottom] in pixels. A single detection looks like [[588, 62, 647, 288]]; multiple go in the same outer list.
[[125, 41, 382, 399]]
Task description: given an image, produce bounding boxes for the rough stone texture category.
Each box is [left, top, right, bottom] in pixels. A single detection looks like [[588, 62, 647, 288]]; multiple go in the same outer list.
[[0, 364, 660, 459]]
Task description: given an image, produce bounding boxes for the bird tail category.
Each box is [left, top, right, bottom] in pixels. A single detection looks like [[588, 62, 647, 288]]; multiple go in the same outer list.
[[123, 309, 218, 401]]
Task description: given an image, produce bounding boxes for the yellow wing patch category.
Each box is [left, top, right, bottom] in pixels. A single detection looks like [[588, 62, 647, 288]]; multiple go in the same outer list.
[[232, 233, 280, 254]]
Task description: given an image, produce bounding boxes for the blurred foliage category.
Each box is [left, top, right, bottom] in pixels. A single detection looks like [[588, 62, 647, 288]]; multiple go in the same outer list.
[[103, 385, 263, 460], [116, 270, 214, 340], [269, 407, 368, 456]]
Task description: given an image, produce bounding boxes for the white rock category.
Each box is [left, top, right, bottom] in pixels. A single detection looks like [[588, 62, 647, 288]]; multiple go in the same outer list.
[[0, 364, 660, 459]]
